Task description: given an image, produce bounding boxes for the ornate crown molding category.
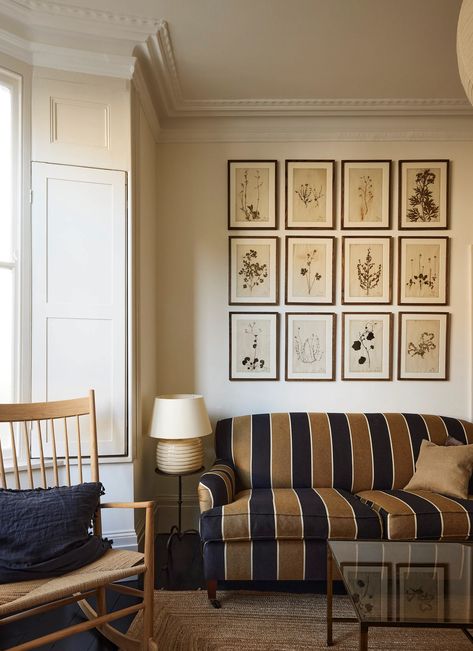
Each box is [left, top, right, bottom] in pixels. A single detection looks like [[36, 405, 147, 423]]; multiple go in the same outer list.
[[0, 0, 160, 39], [0, 1, 470, 121], [0, 26, 135, 77], [133, 21, 473, 120]]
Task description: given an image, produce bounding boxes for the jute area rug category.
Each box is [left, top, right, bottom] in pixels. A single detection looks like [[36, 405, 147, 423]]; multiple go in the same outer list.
[[125, 590, 472, 650]]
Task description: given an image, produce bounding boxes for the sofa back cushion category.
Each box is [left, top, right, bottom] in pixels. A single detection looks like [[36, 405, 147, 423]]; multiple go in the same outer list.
[[215, 413, 473, 492]]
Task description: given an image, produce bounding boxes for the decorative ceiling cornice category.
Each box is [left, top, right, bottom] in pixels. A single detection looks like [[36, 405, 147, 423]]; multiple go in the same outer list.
[[0, 1, 471, 121], [0, 26, 136, 77], [9, 0, 157, 28], [135, 21, 473, 119], [0, 0, 159, 39]]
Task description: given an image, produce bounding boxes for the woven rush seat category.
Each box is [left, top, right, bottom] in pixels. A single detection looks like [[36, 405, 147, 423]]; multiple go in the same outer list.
[[0, 548, 144, 617]]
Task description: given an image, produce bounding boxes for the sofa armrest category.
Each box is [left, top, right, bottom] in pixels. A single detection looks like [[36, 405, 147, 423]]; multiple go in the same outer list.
[[198, 460, 236, 513]]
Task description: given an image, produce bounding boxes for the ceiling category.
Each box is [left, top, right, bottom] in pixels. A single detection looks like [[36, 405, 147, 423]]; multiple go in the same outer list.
[[0, 0, 467, 98], [24, 0, 467, 100], [0, 0, 471, 131]]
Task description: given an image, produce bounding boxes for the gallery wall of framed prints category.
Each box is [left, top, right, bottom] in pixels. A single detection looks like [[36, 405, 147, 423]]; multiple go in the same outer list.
[[226, 158, 451, 382]]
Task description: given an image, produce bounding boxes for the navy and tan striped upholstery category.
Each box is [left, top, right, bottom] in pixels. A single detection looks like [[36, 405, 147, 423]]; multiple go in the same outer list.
[[203, 539, 327, 582], [199, 412, 473, 581], [201, 488, 382, 542], [214, 413, 473, 492], [357, 489, 473, 541], [198, 460, 236, 513]]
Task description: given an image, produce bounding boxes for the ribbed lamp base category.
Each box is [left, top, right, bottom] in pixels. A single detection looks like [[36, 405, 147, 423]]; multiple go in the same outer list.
[[156, 437, 203, 474]]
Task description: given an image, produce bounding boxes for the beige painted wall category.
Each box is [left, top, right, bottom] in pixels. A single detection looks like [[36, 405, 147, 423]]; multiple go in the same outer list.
[[155, 137, 473, 529], [132, 94, 161, 535]]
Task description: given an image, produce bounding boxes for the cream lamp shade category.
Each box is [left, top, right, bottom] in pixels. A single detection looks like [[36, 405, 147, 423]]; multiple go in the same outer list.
[[148, 394, 212, 473], [458, 0, 473, 106]]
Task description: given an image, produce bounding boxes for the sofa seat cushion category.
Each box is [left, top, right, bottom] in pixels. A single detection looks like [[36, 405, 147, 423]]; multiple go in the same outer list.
[[200, 487, 382, 543], [357, 489, 473, 541]]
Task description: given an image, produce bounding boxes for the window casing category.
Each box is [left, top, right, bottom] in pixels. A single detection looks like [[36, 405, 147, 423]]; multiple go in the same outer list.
[[0, 67, 22, 458]]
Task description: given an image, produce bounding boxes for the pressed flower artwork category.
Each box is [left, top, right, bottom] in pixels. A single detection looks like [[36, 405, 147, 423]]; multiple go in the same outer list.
[[228, 161, 277, 229], [398, 312, 449, 380], [286, 237, 335, 304], [342, 161, 391, 229], [399, 160, 449, 229], [399, 237, 448, 305], [342, 237, 392, 304], [285, 313, 335, 380], [397, 565, 446, 621], [229, 237, 279, 305], [286, 160, 334, 228], [342, 313, 392, 380], [342, 565, 390, 620], [229, 312, 279, 380]]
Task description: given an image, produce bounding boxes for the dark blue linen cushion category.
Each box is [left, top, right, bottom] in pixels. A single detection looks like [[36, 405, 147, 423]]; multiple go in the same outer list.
[[0, 482, 112, 583]]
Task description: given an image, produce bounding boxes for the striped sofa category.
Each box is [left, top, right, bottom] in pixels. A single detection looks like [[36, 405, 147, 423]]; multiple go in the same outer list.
[[198, 413, 473, 594]]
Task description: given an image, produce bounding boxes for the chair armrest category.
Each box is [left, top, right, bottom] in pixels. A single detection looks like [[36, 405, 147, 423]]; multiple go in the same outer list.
[[100, 501, 155, 571], [198, 460, 236, 513], [100, 501, 155, 510]]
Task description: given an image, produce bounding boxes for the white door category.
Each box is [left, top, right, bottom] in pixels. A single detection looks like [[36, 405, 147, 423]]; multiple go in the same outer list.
[[31, 163, 128, 457]]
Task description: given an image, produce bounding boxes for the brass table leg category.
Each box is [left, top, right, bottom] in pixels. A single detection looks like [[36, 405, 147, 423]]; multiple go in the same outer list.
[[326, 546, 333, 646], [359, 623, 368, 651]]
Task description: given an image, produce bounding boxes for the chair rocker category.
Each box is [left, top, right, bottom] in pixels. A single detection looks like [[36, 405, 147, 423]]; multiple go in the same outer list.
[[0, 390, 157, 651]]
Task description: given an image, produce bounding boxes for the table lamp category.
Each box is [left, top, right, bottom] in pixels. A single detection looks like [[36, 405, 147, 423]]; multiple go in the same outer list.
[[148, 394, 212, 473]]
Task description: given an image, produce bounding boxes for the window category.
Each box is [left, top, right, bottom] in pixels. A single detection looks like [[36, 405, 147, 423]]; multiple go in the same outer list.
[[0, 68, 22, 457]]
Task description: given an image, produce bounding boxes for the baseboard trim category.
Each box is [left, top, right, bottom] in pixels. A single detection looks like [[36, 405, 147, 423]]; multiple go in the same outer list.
[[104, 529, 138, 551]]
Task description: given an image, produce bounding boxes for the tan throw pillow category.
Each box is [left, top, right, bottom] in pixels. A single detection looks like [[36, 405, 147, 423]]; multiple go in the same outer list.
[[404, 439, 473, 500]]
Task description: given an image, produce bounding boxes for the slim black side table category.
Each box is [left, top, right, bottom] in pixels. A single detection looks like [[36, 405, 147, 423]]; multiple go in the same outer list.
[[155, 466, 204, 586]]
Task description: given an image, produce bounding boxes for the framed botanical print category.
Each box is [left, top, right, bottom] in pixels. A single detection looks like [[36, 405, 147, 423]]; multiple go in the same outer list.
[[285, 313, 336, 381], [228, 160, 277, 229], [285, 160, 335, 229], [285, 236, 335, 305], [341, 160, 391, 229], [342, 313, 393, 380], [396, 564, 447, 621], [398, 312, 449, 380], [229, 312, 279, 380], [229, 237, 279, 305], [399, 237, 449, 305], [341, 563, 391, 619], [342, 236, 392, 304], [399, 160, 449, 229]]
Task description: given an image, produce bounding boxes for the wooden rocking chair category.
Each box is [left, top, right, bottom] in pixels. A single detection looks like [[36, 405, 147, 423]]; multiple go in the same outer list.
[[0, 390, 157, 651]]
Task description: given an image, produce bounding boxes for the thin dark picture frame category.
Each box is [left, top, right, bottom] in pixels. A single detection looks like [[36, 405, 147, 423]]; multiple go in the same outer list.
[[228, 236, 280, 306], [285, 235, 336, 305], [398, 236, 449, 306], [342, 236, 393, 305], [228, 160, 278, 230], [341, 159, 392, 230], [341, 312, 393, 381], [285, 159, 335, 229], [229, 311, 280, 381], [398, 159, 450, 230], [285, 312, 336, 381]]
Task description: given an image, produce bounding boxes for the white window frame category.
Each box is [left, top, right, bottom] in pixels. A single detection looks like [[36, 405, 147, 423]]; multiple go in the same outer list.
[[0, 65, 27, 462]]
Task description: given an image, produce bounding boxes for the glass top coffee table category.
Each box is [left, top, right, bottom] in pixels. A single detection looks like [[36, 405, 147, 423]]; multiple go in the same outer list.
[[327, 540, 473, 650]]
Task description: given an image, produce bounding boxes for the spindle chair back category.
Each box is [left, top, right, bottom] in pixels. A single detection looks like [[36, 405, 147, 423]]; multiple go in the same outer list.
[[0, 391, 156, 651]]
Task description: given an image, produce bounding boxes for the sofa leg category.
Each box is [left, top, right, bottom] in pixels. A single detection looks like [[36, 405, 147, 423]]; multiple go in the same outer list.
[[207, 579, 221, 608]]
